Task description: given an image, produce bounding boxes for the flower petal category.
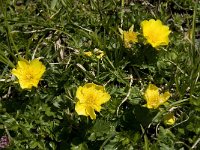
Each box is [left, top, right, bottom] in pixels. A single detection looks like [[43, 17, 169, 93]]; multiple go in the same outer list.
[[93, 105, 101, 112], [75, 101, 88, 116], [18, 80, 33, 89], [86, 106, 96, 120], [30, 59, 46, 78], [160, 91, 171, 104], [11, 68, 21, 78], [76, 86, 84, 100], [18, 60, 29, 69], [144, 84, 159, 101], [144, 84, 160, 109], [96, 92, 111, 105]]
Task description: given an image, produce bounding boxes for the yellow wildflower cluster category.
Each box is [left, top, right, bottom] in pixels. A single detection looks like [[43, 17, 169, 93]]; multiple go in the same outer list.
[[119, 19, 171, 48], [10, 19, 173, 121]]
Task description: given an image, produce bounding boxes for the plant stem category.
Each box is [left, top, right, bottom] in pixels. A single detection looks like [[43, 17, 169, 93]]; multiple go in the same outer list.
[[189, 0, 198, 100], [121, 0, 125, 27]]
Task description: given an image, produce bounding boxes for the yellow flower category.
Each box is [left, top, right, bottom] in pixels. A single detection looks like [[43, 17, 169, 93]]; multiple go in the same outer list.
[[141, 19, 171, 48], [84, 48, 105, 59], [119, 25, 138, 48], [144, 84, 171, 109], [12, 59, 46, 89], [94, 48, 105, 59], [75, 83, 111, 119], [84, 51, 93, 57], [163, 113, 175, 125]]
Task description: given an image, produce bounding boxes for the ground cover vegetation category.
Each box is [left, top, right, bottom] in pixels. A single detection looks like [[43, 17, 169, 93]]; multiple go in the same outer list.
[[0, 0, 200, 149]]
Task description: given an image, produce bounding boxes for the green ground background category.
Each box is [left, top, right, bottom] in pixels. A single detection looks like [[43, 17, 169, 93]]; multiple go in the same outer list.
[[0, 0, 200, 149]]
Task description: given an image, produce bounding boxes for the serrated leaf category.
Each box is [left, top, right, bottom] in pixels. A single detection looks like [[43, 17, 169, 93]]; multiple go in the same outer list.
[[91, 119, 112, 135]]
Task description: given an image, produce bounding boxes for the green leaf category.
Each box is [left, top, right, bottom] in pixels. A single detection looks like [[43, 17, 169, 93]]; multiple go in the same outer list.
[[71, 143, 88, 150], [51, 0, 58, 10]]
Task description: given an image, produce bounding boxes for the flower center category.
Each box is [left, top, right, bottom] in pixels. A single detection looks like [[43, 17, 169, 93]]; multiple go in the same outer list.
[[148, 94, 160, 107], [25, 74, 34, 81], [149, 32, 158, 42], [86, 93, 96, 105], [124, 32, 137, 43]]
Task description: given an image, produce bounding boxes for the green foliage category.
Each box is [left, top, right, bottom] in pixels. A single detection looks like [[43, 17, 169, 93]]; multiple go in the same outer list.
[[0, 0, 200, 149]]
